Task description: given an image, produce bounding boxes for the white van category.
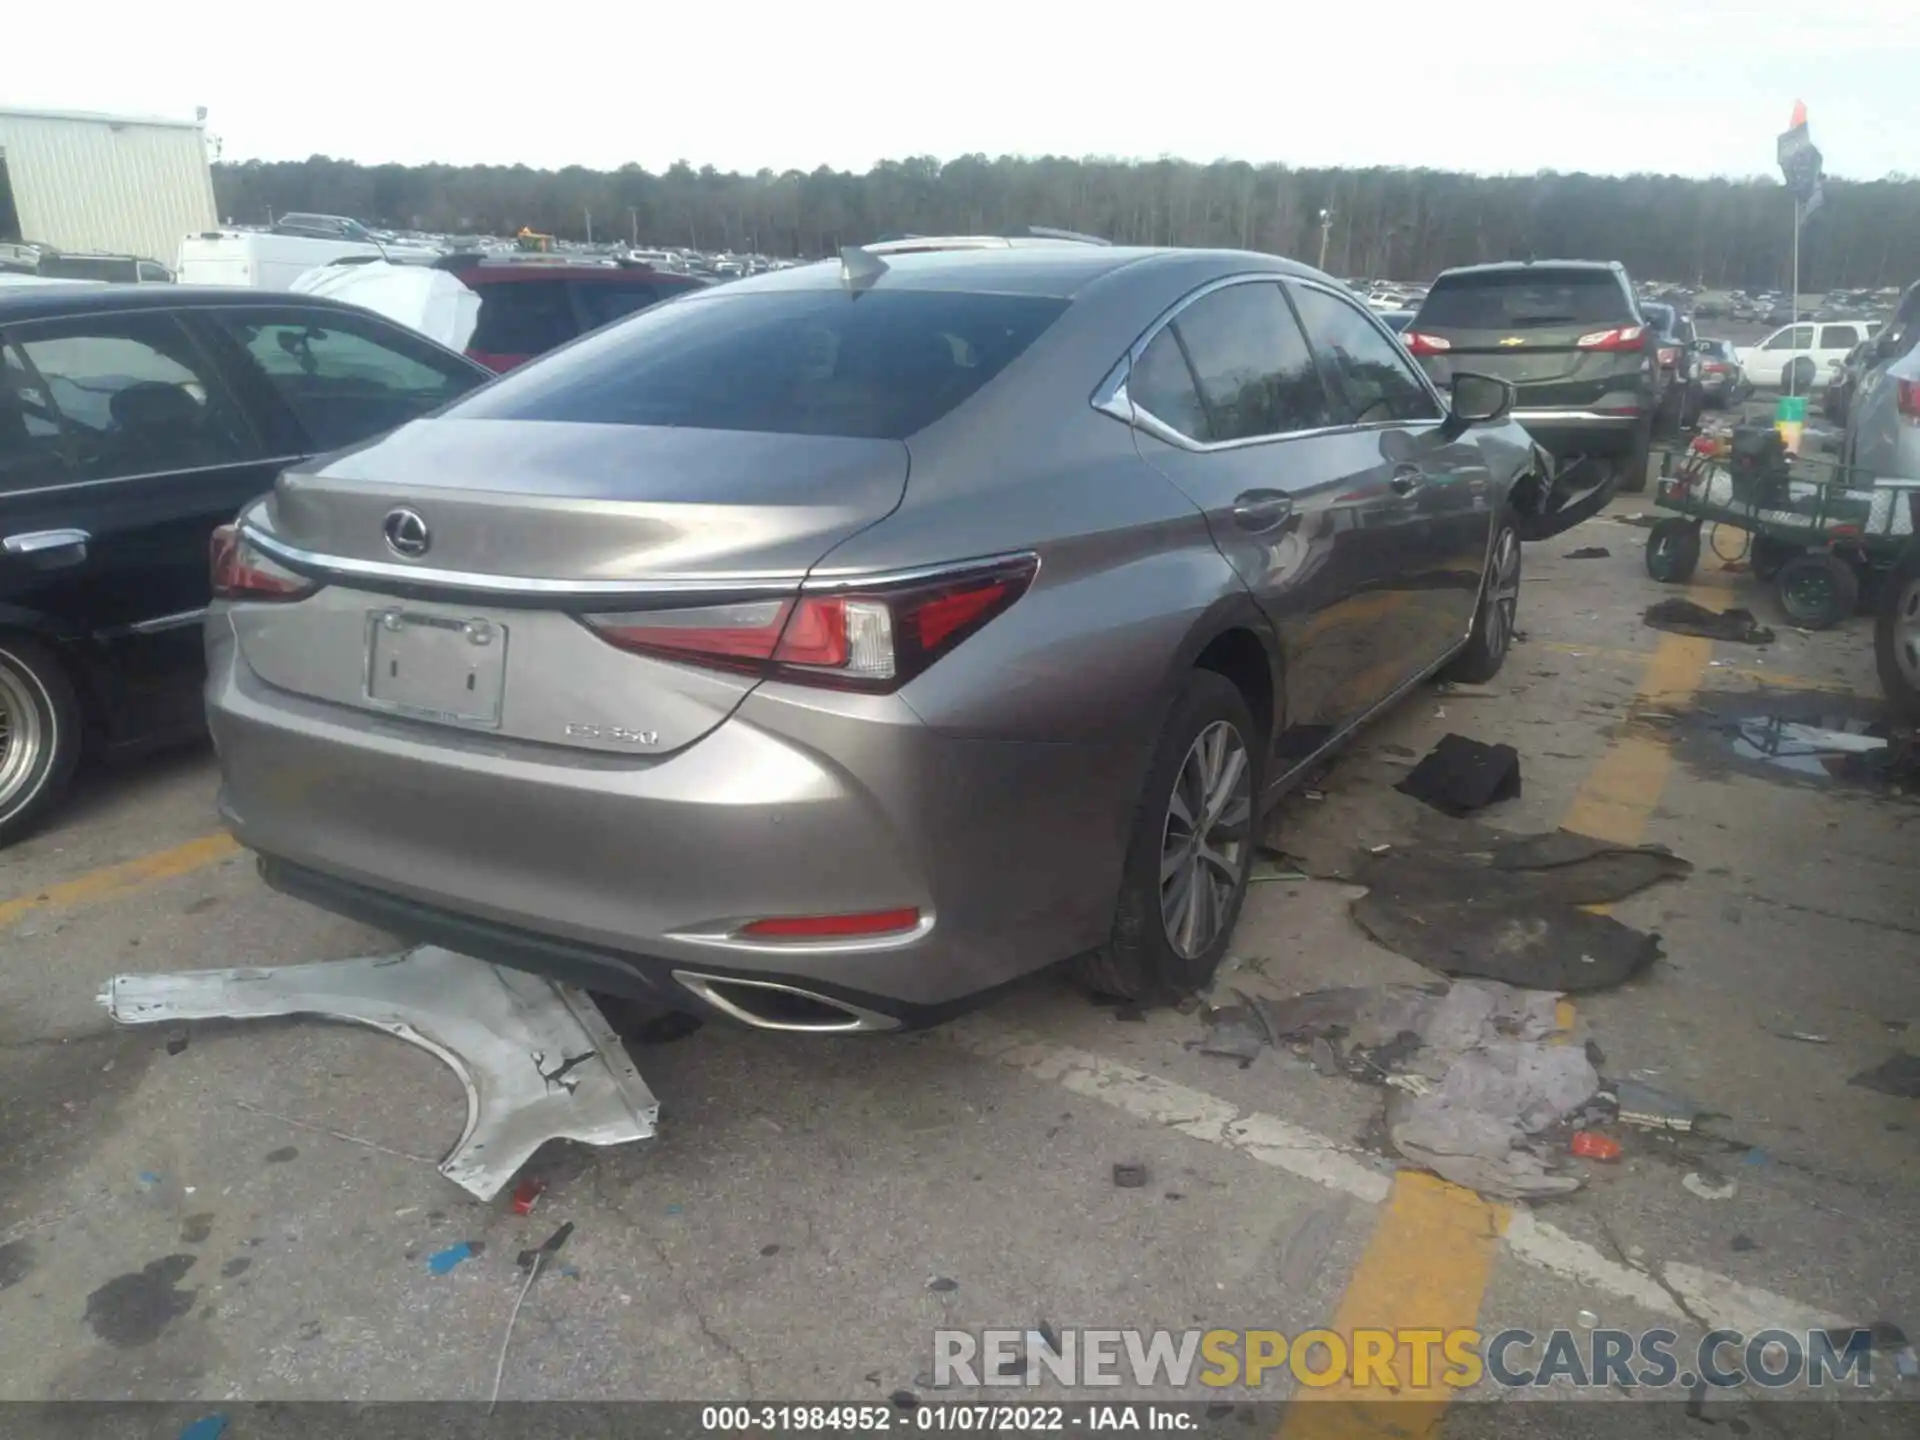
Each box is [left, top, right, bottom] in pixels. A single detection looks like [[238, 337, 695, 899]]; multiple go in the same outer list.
[[176, 229, 436, 290], [1740, 318, 1884, 391]]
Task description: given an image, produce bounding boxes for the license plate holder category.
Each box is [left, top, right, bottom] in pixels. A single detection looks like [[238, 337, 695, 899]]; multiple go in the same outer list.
[[365, 609, 508, 727]]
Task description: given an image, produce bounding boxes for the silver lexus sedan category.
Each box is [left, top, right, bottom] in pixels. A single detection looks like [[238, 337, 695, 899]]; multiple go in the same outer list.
[[205, 238, 1544, 1032]]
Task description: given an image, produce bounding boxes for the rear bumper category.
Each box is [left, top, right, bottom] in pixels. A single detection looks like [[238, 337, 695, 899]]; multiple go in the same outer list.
[[206, 620, 1136, 1025]]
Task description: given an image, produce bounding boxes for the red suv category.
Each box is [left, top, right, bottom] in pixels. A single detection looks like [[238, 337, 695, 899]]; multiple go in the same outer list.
[[434, 255, 708, 372]]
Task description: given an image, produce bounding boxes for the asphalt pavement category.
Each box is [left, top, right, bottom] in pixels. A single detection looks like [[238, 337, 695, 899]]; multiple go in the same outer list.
[[0, 488, 1914, 1432]]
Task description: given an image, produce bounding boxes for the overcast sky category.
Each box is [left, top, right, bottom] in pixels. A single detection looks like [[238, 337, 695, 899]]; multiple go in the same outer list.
[[9, 0, 1914, 180]]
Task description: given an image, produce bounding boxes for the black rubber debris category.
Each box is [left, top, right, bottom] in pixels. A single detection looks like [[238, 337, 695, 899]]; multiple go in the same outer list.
[[1564, 546, 1611, 559], [1112, 1162, 1149, 1189], [1394, 735, 1521, 816], [1643, 599, 1776, 644], [1848, 1054, 1920, 1099]]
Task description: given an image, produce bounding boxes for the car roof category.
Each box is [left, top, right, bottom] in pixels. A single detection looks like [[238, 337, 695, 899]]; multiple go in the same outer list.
[[0, 283, 378, 324], [681, 245, 1318, 300]]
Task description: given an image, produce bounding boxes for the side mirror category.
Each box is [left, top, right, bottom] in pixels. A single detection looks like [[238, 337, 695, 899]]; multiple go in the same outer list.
[[1448, 371, 1515, 426]]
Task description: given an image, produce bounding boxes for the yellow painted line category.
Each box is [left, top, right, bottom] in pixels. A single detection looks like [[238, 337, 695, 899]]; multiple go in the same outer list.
[[1282, 591, 1719, 1437], [1537, 641, 1847, 694], [0, 833, 238, 929]]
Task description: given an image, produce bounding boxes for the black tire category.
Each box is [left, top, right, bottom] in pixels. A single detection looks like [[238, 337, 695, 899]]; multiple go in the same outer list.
[[1876, 543, 1920, 722], [1614, 419, 1654, 494], [1645, 517, 1701, 583], [1443, 516, 1522, 684], [0, 633, 82, 848], [1749, 535, 1796, 581], [1073, 669, 1261, 1005], [1775, 552, 1861, 630]]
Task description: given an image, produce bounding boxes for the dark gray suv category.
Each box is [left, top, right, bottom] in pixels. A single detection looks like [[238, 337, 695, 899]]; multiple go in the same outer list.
[[1403, 261, 1658, 492]]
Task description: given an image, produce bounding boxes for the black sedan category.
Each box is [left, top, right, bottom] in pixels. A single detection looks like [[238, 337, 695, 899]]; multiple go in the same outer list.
[[0, 284, 490, 844]]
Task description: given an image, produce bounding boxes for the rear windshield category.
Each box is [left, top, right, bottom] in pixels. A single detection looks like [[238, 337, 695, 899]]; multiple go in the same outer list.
[[450, 288, 1069, 439], [1416, 270, 1631, 331]]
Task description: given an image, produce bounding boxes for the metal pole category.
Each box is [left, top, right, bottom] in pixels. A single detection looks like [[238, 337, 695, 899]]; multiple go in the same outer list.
[[1788, 200, 1799, 396]]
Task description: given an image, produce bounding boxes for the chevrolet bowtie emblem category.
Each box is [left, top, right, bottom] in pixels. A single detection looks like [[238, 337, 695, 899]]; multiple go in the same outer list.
[[1499, 336, 1526, 347]]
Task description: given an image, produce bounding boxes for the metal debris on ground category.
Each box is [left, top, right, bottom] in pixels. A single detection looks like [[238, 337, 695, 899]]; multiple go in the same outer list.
[[1564, 547, 1611, 559], [1848, 1053, 1920, 1099], [1112, 1162, 1149, 1189], [1682, 1171, 1738, 1201], [1772, 1031, 1832, 1044], [1642, 599, 1776, 644], [1613, 1079, 1702, 1133], [98, 947, 660, 1200]]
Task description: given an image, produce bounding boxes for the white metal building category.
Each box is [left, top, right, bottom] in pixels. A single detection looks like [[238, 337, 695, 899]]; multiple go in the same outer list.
[[0, 107, 218, 266]]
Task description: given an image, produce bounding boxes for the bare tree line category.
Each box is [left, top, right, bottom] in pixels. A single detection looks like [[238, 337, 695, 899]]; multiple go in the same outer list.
[[214, 154, 1920, 290]]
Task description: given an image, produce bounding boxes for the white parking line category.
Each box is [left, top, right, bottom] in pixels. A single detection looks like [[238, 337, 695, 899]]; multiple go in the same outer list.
[[950, 1017, 1850, 1336]]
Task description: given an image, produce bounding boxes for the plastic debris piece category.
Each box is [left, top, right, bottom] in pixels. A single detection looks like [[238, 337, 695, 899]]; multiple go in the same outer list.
[[927, 1276, 958, 1293], [1395, 735, 1521, 817], [510, 1178, 546, 1216], [1848, 1053, 1920, 1099], [1576, 1310, 1600, 1329], [1614, 1079, 1700, 1132], [515, 1222, 573, 1272], [1570, 1131, 1621, 1161], [1112, 1161, 1148, 1189], [1682, 1172, 1737, 1201], [1564, 547, 1611, 559], [178, 1418, 228, 1440], [165, 1030, 190, 1057], [428, 1241, 480, 1275], [665, 1203, 683, 1216], [137, 1172, 162, 1190]]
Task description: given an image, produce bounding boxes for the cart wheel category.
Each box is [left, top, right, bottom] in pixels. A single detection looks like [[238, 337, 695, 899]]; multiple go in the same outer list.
[[1646, 518, 1701, 583], [1775, 553, 1861, 630], [1748, 535, 1796, 581]]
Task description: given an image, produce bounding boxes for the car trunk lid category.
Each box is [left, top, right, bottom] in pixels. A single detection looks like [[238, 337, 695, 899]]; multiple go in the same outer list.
[[230, 418, 909, 756]]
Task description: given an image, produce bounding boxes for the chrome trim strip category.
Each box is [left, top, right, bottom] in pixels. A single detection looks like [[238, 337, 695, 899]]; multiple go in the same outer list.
[[1510, 409, 1640, 422], [4, 527, 89, 555], [125, 607, 209, 636], [667, 911, 937, 955], [670, 972, 901, 1034], [0, 456, 307, 501], [239, 525, 807, 597], [242, 525, 1038, 604]]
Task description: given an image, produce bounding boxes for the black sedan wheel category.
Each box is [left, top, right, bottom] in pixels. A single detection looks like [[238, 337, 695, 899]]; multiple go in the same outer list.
[[0, 635, 82, 847]]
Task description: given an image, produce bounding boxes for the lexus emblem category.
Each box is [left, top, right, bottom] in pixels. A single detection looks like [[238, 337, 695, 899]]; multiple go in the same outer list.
[[383, 507, 430, 559]]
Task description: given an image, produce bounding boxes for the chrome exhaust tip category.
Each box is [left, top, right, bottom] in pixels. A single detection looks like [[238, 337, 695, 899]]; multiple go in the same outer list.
[[671, 972, 899, 1034]]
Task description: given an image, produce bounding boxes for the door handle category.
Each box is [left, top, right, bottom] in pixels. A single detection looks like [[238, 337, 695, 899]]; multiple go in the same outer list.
[[4, 528, 90, 565], [1389, 466, 1425, 496], [1231, 491, 1294, 532]]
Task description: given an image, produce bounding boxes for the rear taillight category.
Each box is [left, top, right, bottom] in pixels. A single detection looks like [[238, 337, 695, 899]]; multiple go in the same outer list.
[[1657, 346, 1679, 367], [1898, 379, 1920, 422], [1401, 331, 1450, 356], [1702, 362, 1728, 374], [1576, 325, 1646, 352], [583, 555, 1038, 692], [210, 524, 317, 602]]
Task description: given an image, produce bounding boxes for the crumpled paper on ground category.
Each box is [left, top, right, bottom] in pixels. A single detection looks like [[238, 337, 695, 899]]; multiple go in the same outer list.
[[1206, 978, 1597, 1199]]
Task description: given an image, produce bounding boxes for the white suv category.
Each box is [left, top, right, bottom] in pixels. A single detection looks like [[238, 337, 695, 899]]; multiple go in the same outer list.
[[1741, 319, 1883, 392]]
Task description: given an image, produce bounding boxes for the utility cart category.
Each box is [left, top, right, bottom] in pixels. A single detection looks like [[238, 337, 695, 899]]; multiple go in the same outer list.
[[1644, 426, 1916, 630]]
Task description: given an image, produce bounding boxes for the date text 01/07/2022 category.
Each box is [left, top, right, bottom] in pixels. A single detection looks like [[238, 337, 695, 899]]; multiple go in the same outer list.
[[699, 1404, 1199, 1431]]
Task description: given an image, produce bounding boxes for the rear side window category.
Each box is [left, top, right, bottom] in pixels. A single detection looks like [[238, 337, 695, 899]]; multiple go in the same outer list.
[[1417, 270, 1631, 330], [571, 279, 670, 331], [211, 307, 480, 452], [1819, 324, 1859, 350], [1135, 282, 1332, 443], [470, 280, 576, 357], [0, 343, 73, 490], [9, 313, 260, 482], [452, 289, 1069, 440], [1288, 284, 1441, 424]]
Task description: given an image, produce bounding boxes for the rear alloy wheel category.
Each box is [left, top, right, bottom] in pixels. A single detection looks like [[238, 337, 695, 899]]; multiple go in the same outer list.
[[1645, 517, 1701, 583], [1775, 552, 1861, 630], [0, 635, 82, 848], [1875, 545, 1920, 721], [1074, 670, 1259, 1004], [1443, 518, 1522, 684]]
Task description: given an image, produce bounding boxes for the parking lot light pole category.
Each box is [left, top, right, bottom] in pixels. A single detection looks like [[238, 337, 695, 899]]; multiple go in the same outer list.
[[1317, 209, 1333, 272]]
